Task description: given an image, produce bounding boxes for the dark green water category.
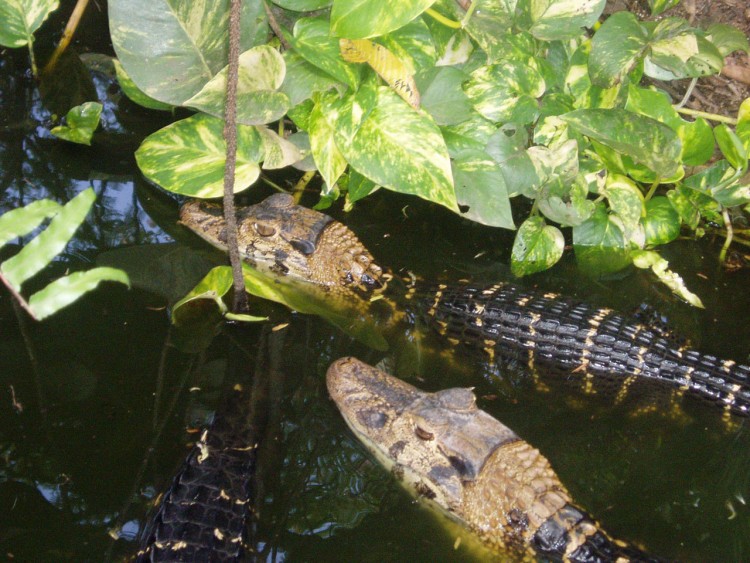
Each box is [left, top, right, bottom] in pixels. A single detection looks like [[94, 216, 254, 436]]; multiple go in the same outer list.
[[2, 18, 750, 563]]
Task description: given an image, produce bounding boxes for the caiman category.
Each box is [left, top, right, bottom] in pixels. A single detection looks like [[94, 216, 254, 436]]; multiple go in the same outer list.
[[327, 357, 663, 562], [179, 193, 750, 417]]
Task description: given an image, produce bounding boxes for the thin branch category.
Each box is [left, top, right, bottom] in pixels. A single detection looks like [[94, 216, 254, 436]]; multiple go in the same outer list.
[[42, 0, 90, 76], [0, 272, 36, 320], [675, 106, 737, 125], [263, 0, 291, 50], [223, 0, 249, 313]]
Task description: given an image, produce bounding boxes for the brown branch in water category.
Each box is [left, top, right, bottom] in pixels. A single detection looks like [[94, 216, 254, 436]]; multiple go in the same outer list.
[[223, 0, 250, 313], [42, 0, 90, 76]]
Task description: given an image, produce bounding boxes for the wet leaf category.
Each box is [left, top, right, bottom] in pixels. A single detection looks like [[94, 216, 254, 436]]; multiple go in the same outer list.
[[135, 114, 263, 198], [561, 108, 682, 177], [452, 150, 514, 229], [185, 46, 290, 126], [28, 268, 130, 320], [1, 189, 95, 291], [527, 0, 605, 41], [109, 0, 267, 104], [511, 216, 564, 276], [172, 266, 266, 324], [642, 196, 680, 246], [330, 0, 434, 39], [0, 199, 61, 248], [113, 59, 173, 110], [0, 0, 58, 48], [573, 204, 632, 275], [632, 250, 703, 308], [331, 86, 458, 212], [601, 174, 644, 238], [50, 102, 102, 146]]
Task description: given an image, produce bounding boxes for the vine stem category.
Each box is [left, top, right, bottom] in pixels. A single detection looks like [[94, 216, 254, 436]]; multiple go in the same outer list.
[[42, 0, 90, 76], [223, 0, 249, 313], [644, 178, 660, 201], [675, 106, 737, 125], [719, 207, 734, 264], [0, 272, 36, 320], [424, 8, 462, 29]]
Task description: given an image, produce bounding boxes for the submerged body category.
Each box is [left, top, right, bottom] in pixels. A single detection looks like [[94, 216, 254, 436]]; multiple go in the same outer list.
[[180, 194, 750, 418], [327, 357, 662, 562]]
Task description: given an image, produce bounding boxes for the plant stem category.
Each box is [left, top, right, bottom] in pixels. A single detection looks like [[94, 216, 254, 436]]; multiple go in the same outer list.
[[259, 174, 286, 193], [424, 8, 462, 29], [461, 0, 479, 27], [719, 207, 733, 264], [263, 0, 291, 49], [0, 272, 36, 320], [291, 171, 316, 203], [675, 77, 698, 109], [27, 40, 38, 78], [42, 0, 90, 76], [223, 0, 249, 313], [675, 106, 737, 125], [644, 178, 660, 201]]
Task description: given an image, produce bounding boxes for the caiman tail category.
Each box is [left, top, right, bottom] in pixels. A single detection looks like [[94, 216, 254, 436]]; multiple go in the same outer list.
[[327, 357, 664, 562], [418, 282, 750, 417], [136, 382, 256, 561]]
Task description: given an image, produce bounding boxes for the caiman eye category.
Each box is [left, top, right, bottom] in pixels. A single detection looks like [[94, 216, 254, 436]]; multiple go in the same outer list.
[[254, 222, 276, 237], [415, 426, 434, 441]]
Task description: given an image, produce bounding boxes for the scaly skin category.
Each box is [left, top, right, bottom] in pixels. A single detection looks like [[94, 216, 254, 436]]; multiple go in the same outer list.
[[179, 194, 750, 417], [327, 357, 664, 562]]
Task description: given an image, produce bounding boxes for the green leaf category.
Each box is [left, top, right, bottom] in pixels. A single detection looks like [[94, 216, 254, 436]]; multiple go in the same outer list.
[[464, 61, 546, 124], [331, 86, 458, 212], [309, 94, 348, 189], [452, 150, 514, 229], [632, 250, 703, 308], [667, 185, 716, 229], [600, 174, 644, 239], [330, 0, 434, 39], [737, 98, 750, 154], [511, 216, 564, 276], [109, 0, 267, 105], [184, 46, 290, 126], [172, 266, 265, 324], [572, 204, 632, 275], [527, 0, 605, 41], [135, 114, 263, 198], [537, 176, 595, 227], [416, 66, 474, 126], [444, 0, 515, 62], [286, 16, 360, 90], [1, 189, 95, 291], [440, 114, 497, 158], [0, 199, 61, 248], [706, 23, 749, 59], [28, 268, 130, 320], [272, 0, 331, 10], [50, 102, 102, 146], [0, 0, 59, 48], [379, 18, 437, 72], [589, 11, 648, 88], [625, 85, 713, 167], [647, 0, 679, 17], [714, 124, 748, 173], [113, 59, 173, 110], [642, 196, 680, 245], [281, 50, 341, 106], [256, 126, 303, 170], [561, 108, 682, 177], [344, 169, 380, 203]]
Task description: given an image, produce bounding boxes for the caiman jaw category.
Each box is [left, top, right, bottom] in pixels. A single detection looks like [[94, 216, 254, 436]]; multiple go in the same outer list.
[[179, 193, 386, 295]]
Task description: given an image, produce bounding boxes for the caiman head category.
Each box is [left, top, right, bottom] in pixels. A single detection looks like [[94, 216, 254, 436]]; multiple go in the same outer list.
[[179, 193, 386, 297], [326, 358, 614, 559], [326, 357, 519, 515]]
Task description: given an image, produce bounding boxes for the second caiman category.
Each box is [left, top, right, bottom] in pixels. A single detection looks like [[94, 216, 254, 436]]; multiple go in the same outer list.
[[180, 193, 750, 418]]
